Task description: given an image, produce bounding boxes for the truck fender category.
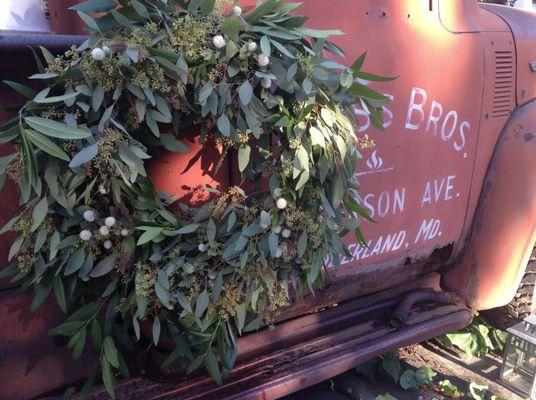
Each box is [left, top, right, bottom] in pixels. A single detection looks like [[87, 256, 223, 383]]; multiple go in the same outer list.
[[443, 99, 536, 310]]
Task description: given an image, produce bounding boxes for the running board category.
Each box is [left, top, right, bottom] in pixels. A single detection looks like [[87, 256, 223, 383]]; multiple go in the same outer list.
[[69, 276, 472, 400]]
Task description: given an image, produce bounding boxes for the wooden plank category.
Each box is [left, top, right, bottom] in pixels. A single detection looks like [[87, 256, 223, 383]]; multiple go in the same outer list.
[[0, 289, 96, 400], [0, 55, 35, 289]]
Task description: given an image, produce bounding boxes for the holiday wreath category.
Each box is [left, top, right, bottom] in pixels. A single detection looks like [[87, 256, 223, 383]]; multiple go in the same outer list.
[[0, 0, 391, 396]]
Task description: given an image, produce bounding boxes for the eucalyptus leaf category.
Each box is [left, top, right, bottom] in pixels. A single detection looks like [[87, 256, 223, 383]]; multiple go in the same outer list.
[[25, 117, 91, 140], [69, 143, 99, 168]]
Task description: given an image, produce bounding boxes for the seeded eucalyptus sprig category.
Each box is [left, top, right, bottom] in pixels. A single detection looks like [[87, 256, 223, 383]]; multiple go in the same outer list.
[[0, 0, 392, 396]]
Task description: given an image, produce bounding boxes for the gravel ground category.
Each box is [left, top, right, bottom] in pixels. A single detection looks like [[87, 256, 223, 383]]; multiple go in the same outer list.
[[283, 342, 523, 400]]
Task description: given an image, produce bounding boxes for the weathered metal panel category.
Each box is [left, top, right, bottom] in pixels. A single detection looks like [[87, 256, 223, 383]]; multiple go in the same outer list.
[[481, 4, 536, 105], [298, 0, 508, 280], [73, 289, 471, 400], [444, 99, 536, 310]]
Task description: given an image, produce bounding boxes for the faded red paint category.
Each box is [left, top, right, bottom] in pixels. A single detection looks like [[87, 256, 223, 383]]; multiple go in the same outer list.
[[47, 0, 86, 35], [298, 0, 515, 287], [443, 99, 536, 310], [147, 131, 229, 206], [0, 0, 535, 398]]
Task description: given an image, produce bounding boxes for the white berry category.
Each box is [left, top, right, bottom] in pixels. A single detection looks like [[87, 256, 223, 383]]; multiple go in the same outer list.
[[120, 229, 129, 236], [257, 53, 270, 67], [103, 240, 112, 249], [98, 185, 107, 194], [282, 229, 291, 238], [102, 45, 111, 55], [276, 198, 288, 210], [83, 210, 96, 222], [104, 216, 116, 227], [233, 6, 242, 16], [273, 188, 283, 198], [248, 42, 257, 52], [198, 243, 207, 252], [79, 230, 92, 241], [261, 78, 272, 89], [185, 264, 195, 274], [273, 226, 282, 234], [275, 247, 283, 258], [91, 48, 105, 61], [99, 225, 110, 236], [212, 35, 226, 49]]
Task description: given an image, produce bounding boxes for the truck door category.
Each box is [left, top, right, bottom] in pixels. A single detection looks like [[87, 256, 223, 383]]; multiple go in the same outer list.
[[293, 0, 515, 307]]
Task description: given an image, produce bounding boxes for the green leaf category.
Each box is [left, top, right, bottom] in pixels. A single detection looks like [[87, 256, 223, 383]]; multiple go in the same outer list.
[[91, 319, 102, 350], [101, 359, 115, 398], [176, 224, 199, 234], [72, 329, 86, 360], [70, 0, 117, 13], [104, 336, 120, 368], [136, 227, 162, 245], [49, 230, 61, 261], [195, 289, 209, 319], [238, 81, 253, 106], [187, 355, 204, 375], [111, 10, 131, 26], [29, 72, 58, 80], [220, 18, 248, 42], [33, 91, 79, 104], [204, 349, 223, 385], [217, 114, 231, 137], [69, 143, 99, 168], [375, 395, 397, 400], [355, 70, 397, 82], [65, 247, 86, 276], [439, 379, 464, 398], [415, 365, 436, 385], [25, 117, 91, 139], [77, 11, 100, 31], [399, 370, 417, 390], [160, 134, 189, 152], [90, 255, 117, 278], [3, 80, 36, 98], [260, 36, 271, 56], [31, 197, 48, 232], [131, 0, 150, 18], [297, 231, 308, 257], [207, 219, 216, 244], [152, 317, 161, 346], [292, 27, 343, 38], [187, 0, 205, 11], [352, 52, 367, 71], [92, 85, 104, 110], [351, 83, 389, 102], [0, 214, 20, 236], [80, 369, 98, 400], [238, 144, 250, 172], [200, 0, 216, 15], [469, 382, 488, 400], [49, 320, 85, 336], [53, 276, 67, 313], [381, 353, 401, 383], [198, 83, 213, 105], [25, 129, 70, 161]]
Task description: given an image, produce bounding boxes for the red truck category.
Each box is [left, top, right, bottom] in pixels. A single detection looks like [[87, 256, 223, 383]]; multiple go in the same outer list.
[[0, 0, 535, 399]]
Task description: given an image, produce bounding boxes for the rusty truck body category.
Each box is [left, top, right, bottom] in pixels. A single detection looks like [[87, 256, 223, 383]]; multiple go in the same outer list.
[[1, 0, 536, 399]]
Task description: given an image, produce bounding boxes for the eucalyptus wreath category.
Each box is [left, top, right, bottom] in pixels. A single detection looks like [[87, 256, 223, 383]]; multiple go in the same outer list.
[[0, 0, 390, 396]]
